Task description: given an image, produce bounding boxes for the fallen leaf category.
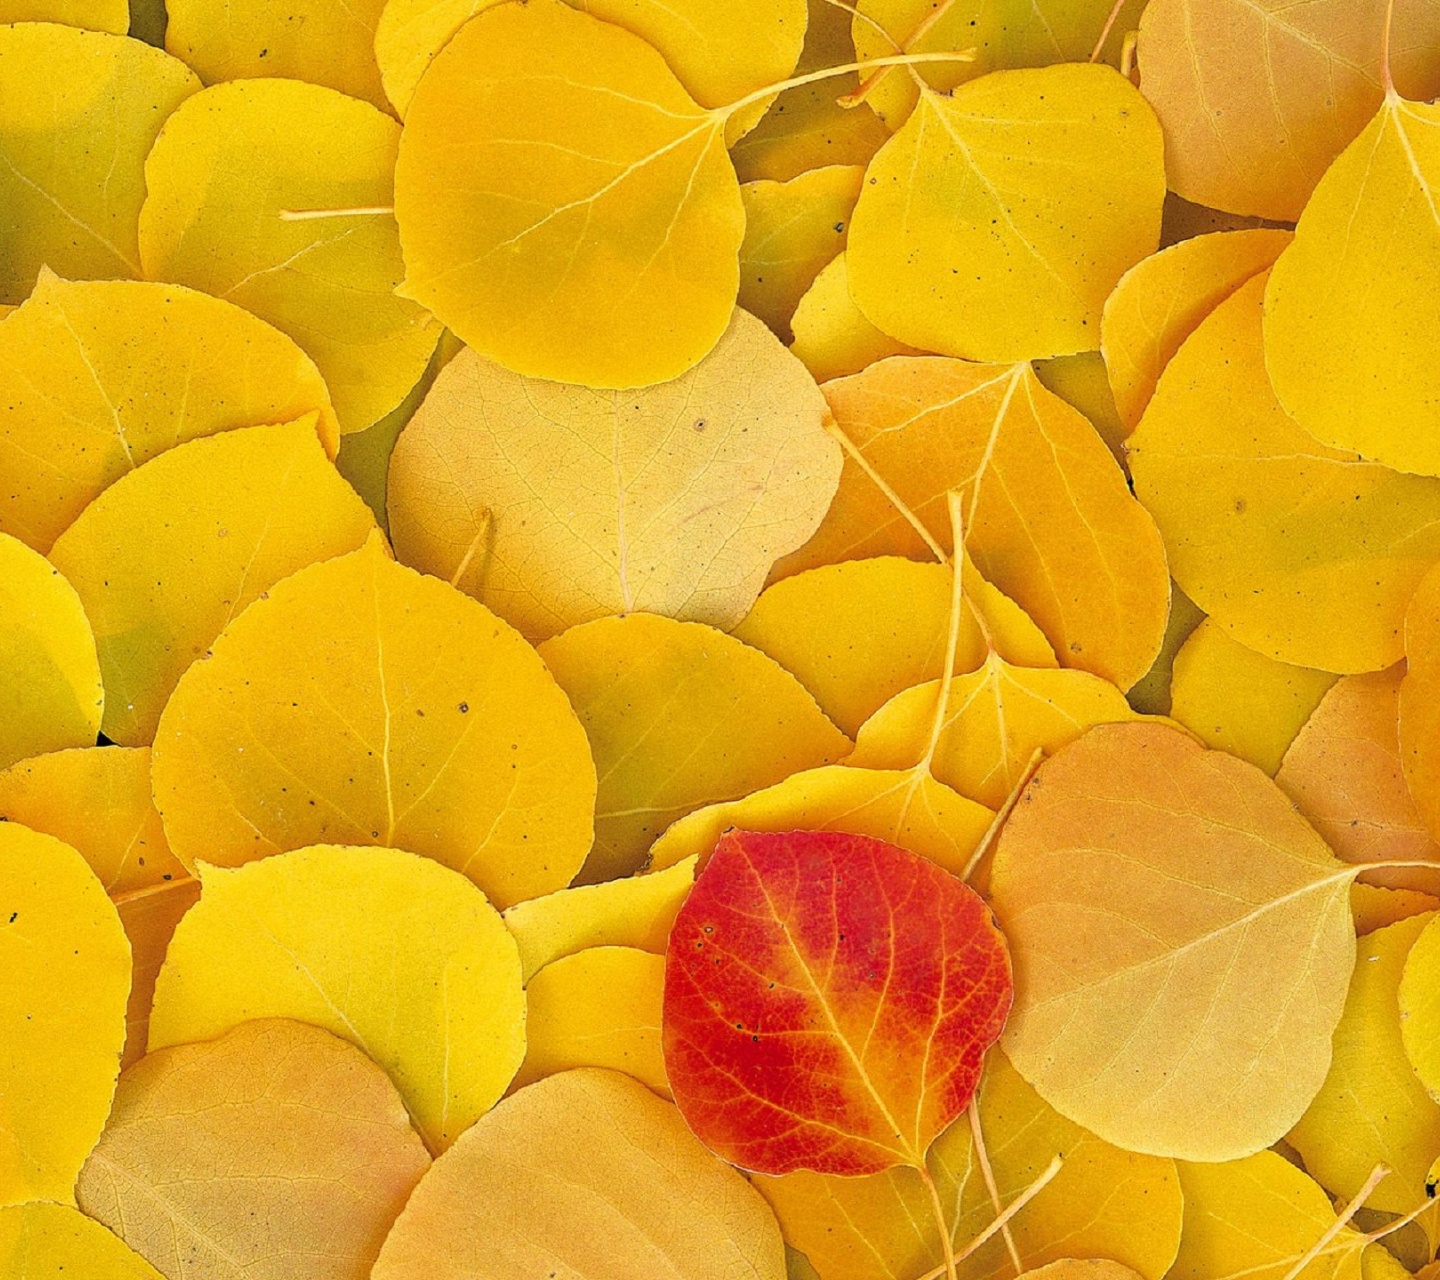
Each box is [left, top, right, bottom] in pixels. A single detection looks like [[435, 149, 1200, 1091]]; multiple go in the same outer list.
[[1351, 883, 1440, 935], [387, 309, 841, 642], [114, 879, 200, 1067], [78, 1019, 431, 1280], [788, 253, 922, 384], [147, 843, 526, 1151], [0, 1202, 163, 1279], [1019, 1266, 1144, 1280], [1031, 352, 1129, 462], [371, 1069, 787, 1280], [150, 536, 596, 908], [1399, 910, 1440, 1105], [0, 1, 126, 29], [1126, 585, 1206, 717], [1400, 562, 1440, 842]]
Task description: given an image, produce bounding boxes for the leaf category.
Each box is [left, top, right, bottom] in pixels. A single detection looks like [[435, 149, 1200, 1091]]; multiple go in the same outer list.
[[0, 272, 340, 552], [371, 1069, 787, 1280], [0, 0, 125, 28], [392, 0, 744, 388], [501, 856, 697, 982], [734, 556, 1055, 738], [165, 0, 391, 111], [776, 358, 1171, 691], [1169, 618, 1337, 775], [139, 79, 441, 433], [846, 67, 1165, 363], [77, 1020, 431, 1280], [1351, 883, 1440, 935], [1126, 584, 1206, 718], [537, 613, 849, 883], [0, 821, 130, 1205], [1128, 272, 1440, 673], [147, 844, 526, 1152], [1031, 351, 1129, 462], [1101, 229, 1293, 431], [757, 1050, 1183, 1280], [1400, 911, 1440, 1104], [1278, 667, 1440, 891], [0, 1202, 163, 1280], [1264, 87, 1440, 477], [513, 946, 668, 1096], [1135, 0, 1440, 220], [1020, 1267, 1144, 1280], [1289, 913, 1440, 1244], [0, 23, 199, 302], [990, 721, 1357, 1160], [50, 418, 377, 744], [647, 764, 995, 882], [387, 309, 841, 642], [849, 654, 1143, 809], [0, 532, 103, 771], [114, 879, 200, 1067], [150, 536, 596, 909], [789, 253, 922, 384], [663, 828, 1012, 1175], [1401, 559, 1440, 842]]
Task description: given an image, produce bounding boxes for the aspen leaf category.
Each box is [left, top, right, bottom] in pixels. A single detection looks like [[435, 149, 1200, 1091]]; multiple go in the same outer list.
[[50, 419, 377, 745], [392, 0, 746, 389], [1101, 229, 1293, 431], [1031, 351, 1129, 463], [78, 1020, 431, 1280], [501, 856, 697, 982], [1169, 619, 1337, 775], [846, 67, 1165, 363], [1021, 1267, 1143, 1280], [513, 946, 668, 1096], [150, 537, 596, 909], [538, 614, 849, 883], [1136, 0, 1440, 221], [647, 764, 995, 882], [758, 1051, 1183, 1280], [1128, 273, 1440, 673], [139, 79, 441, 433], [0, 1202, 164, 1280], [1399, 911, 1440, 1104], [115, 879, 200, 1067], [991, 721, 1359, 1160], [0, 23, 199, 303], [778, 357, 1170, 691], [0, 1, 126, 30], [663, 828, 1012, 1175], [0, 273, 340, 552], [1400, 562, 1440, 842], [1351, 883, 1440, 935], [735, 556, 1055, 738], [148, 844, 526, 1151], [0, 821, 130, 1206], [788, 253, 921, 384], [0, 532, 103, 771], [371, 1069, 787, 1280], [388, 310, 841, 642]]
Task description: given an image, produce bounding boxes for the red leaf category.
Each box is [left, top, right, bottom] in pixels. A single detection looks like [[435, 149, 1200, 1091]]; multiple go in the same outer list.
[[662, 828, 1012, 1176]]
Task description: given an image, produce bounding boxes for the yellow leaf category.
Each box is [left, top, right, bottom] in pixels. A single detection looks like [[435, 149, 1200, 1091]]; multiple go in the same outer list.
[[1169, 619, 1337, 775], [0, 1202, 163, 1280], [148, 844, 525, 1152], [513, 947, 668, 1096], [1136, 0, 1440, 220], [0, 532, 102, 771], [788, 253, 922, 384], [778, 358, 1170, 690], [150, 537, 596, 908], [850, 654, 1142, 809], [735, 555, 1054, 738], [757, 1051, 1182, 1280], [114, 879, 200, 1068], [78, 1020, 431, 1278], [0, 23, 198, 302], [392, 0, 745, 388], [387, 310, 841, 642], [139, 79, 440, 433], [991, 721, 1356, 1160], [1350, 883, 1440, 935], [647, 764, 994, 882], [846, 67, 1164, 362], [502, 857, 697, 982], [1031, 351, 1128, 462], [1125, 584, 1205, 717], [538, 614, 850, 883], [166, 0, 391, 111], [1128, 273, 1440, 673], [0, 1, 125, 30], [1102, 229, 1292, 431], [372, 1069, 786, 1279], [0, 822, 130, 1205], [0, 272, 340, 552], [1290, 913, 1440, 1244], [1402, 563, 1440, 842], [1019, 1267, 1143, 1280], [1400, 911, 1440, 1105]]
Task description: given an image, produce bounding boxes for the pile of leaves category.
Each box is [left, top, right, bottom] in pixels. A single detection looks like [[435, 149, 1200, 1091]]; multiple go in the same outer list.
[[4, 0, 1440, 1276]]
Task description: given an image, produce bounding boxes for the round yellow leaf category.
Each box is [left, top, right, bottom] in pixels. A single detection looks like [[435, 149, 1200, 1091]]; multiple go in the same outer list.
[[0, 1202, 163, 1280], [148, 844, 525, 1152], [50, 419, 377, 744], [139, 78, 441, 433], [151, 537, 596, 908], [1401, 562, 1440, 842], [0, 821, 130, 1205], [788, 252, 921, 384], [1400, 911, 1440, 1107], [0, 1, 125, 30]]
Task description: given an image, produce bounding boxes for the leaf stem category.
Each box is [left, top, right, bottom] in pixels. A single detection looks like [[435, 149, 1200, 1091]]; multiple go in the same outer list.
[[841, 0, 964, 108], [966, 1099, 1023, 1274], [959, 747, 1042, 884], [823, 419, 948, 563], [1089, 0, 1130, 63], [817, 0, 901, 51], [919, 492, 968, 775], [1279, 1163, 1389, 1280], [278, 205, 395, 221], [917, 1162, 959, 1280], [1381, 0, 1397, 96], [718, 50, 976, 120]]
